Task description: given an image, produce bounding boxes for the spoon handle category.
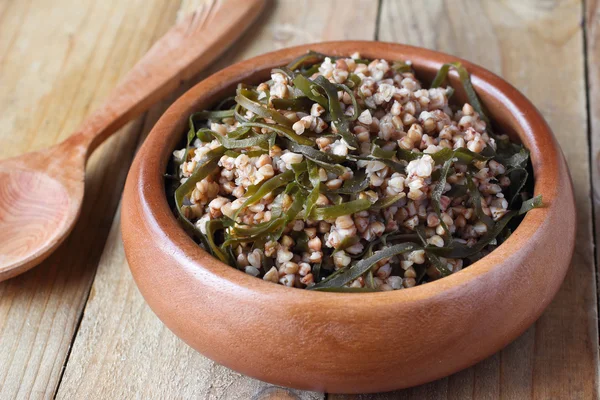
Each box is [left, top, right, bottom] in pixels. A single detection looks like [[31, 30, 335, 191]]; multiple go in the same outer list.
[[68, 0, 265, 156]]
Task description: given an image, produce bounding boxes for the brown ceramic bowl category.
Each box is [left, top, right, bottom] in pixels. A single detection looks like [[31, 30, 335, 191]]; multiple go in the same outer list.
[[121, 41, 575, 394]]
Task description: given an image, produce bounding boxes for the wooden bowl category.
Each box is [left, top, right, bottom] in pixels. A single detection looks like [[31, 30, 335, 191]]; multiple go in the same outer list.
[[121, 41, 575, 394]]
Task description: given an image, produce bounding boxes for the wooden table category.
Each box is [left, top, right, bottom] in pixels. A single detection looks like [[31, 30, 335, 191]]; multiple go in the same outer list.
[[0, 0, 598, 398]]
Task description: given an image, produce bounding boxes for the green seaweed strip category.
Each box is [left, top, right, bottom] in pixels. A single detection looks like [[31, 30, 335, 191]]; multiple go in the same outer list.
[[302, 63, 322, 77], [371, 194, 404, 211], [426, 193, 542, 260], [332, 236, 361, 254], [366, 271, 375, 289], [345, 73, 362, 89], [431, 158, 453, 237], [391, 61, 412, 74], [501, 147, 530, 168], [431, 62, 492, 128], [293, 231, 310, 253], [519, 195, 543, 215], [431, 147, 490, 165], [305, 173, 321, 217], [226, 126, 252, 139], [466, 174, 494, 228], [191, 109, 235, 121], [232, 169, 295, 221], [384, 233, 422, 245], [335, 82, 360, 121], [198, 128, 273, 149], [174, 147, 226, 249], [312, 263, 322, 283], [313, 76, 358, 148], [242, 121, 314, 146], [427, 252, 452, 277], [348, 151, 406, 174], [261, 184, 305, 242], [291, 161, 308, 179], [234, 102, 250, 124], [313, 159, 347, 176], [332, 170, 369, 194], [452, 62, 491, 125], [427, 211, 516, 258], [226, 218, 283, 242], [430, 64, 451, 89], [415, 226, 452, 277], [235, 89, 293, 128], [310, 198, 371, 220], [372, 146, 407, 173], [396, 147, 421, 162], [214, 96, 236, 110], [205, 219, 232, 264], [285, 139, 346, 164], [224, 150, 241, 158], [178, 125, 197, 177], [309, 243, 419, 289], [226, 184, 304, 244], [247, 149, 269, 157], [372, 145, 396, 159], [284, 140, 347, 176], [307, 160, 321, 187], [292, 74, 329, 108], [327, 193, 344, 205], [287, 51, 327, 71], [271, 67, 296, 81], [174, 147, 226, 209], [189, 113, 212, 143], [506, 167, 528, 206], [271, 97, 314, 112]]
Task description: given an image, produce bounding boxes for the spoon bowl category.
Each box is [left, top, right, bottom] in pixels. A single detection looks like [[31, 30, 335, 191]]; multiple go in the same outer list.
[[0, 140, 85, 280]]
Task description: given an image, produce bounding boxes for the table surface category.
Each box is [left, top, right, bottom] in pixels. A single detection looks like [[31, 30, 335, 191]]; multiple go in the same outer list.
[[1, 0, 599, 398]]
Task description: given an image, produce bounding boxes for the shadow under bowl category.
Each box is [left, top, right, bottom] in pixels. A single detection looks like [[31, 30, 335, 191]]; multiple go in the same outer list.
[[121, 41, 575, 394]]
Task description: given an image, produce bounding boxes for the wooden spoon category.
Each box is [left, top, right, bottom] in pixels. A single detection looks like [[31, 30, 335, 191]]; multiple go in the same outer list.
[[0, 0, 265, 281]]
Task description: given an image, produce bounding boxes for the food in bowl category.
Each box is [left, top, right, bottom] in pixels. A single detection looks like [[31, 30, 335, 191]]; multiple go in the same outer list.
[[167, 51, 541, 291]]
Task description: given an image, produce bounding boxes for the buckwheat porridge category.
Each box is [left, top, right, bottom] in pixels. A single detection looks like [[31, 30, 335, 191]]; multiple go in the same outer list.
[[167, 51, 541, 292]]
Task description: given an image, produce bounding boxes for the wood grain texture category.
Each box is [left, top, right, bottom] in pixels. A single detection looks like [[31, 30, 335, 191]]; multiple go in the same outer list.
[[3, 0, 596, 398], [330, 0, 598, 398], [0, 0, 183, 397], [588, 0, 600, 335], [55, 1, 378, 399]]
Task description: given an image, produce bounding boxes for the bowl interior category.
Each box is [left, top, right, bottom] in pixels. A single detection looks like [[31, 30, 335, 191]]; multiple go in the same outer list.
[[146, 41, 558, 299]]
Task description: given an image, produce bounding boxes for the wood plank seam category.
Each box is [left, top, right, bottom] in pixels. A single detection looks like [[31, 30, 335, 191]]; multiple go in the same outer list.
[[374, 0, 383, 41], [583, 0, 600, 339]]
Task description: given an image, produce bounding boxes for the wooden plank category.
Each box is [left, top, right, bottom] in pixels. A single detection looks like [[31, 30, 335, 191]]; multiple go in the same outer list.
[[588, 0, 600, 350], [0, 0, 183, 398], [55, 1, 379, 398], [330, 0, 599, 398]]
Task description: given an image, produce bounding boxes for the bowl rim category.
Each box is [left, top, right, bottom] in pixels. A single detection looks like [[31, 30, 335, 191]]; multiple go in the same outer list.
[[132, 40, 565, 304]]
